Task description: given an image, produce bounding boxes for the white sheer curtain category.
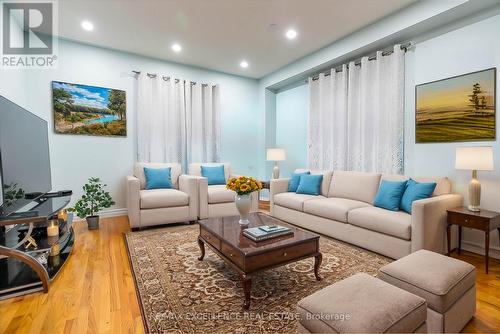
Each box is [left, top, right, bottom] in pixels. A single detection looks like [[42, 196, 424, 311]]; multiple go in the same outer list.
[[308, 45, 404, 174], [137, 73, 220, 167], [308, 65, 348, 170]]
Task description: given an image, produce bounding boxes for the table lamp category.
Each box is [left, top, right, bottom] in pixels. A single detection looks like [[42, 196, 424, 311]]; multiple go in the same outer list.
[[455, 146, 494, 212], [267, 148, 286, 179]]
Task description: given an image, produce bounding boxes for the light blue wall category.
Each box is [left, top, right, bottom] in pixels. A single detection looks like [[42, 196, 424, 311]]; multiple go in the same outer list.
[[275, 84, 309, 177]]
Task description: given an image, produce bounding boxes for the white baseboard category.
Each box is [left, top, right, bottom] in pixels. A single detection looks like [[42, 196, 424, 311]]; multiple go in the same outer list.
[[461, 240, 500, 260], [72, 208, 128, 222]]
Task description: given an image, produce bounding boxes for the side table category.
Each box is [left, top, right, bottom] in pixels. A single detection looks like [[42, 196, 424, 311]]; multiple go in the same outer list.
[[447, 206, 500, 274]]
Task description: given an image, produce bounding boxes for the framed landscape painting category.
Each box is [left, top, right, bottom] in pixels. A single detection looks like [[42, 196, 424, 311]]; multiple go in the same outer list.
[[415, 68, 496, 143], [52, 81, 126, 137]]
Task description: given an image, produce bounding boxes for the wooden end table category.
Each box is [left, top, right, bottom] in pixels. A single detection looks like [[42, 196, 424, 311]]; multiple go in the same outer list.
[[447, 207, 500, 274], [197, 212, 322, 309]]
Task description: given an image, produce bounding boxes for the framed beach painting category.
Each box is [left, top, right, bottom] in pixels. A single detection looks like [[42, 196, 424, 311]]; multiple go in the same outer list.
[[52, 81, 126, 137], [415, 68, 496, 143]]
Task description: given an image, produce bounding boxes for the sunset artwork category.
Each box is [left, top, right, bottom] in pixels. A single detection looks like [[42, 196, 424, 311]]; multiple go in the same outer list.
[[415, 68, 496, 143]]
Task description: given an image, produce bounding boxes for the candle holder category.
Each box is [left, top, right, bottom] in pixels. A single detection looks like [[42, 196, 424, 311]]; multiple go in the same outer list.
[[58, 209, 68, 222], [47, 220, 59, 237]]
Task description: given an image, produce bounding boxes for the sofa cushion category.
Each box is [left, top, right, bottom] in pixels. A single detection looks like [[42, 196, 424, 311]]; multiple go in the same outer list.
[[296, 174, 323, 196], [378, 249, 476, 313], [140, 189, 189, 209], [297, 273, 427, 333], [134, 162, 182, 190], [349, 206, 412, 240], [328, 170, 381, 204], [304, 198, 370, 223], [295, 169, 333, 197], [400, 179, 437, 214], [288, 171, 310, 192], [201, 165, 226, 185], [374, 179, 407, 211], [382, 174, 452, 197], [143, 167, 172, 190], [188, 162, 231, 181], [207, 185, 235, 204], [274, 192, 325, 211]]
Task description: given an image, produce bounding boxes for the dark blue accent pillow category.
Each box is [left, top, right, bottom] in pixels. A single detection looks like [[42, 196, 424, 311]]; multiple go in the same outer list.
[[400, 178, 437, 214], [201, 165, 226, 185], [374, 180, 408, 211], [143, 167, 172, 190], [296, 174, 323, 196], [288, 171, 310, 192]]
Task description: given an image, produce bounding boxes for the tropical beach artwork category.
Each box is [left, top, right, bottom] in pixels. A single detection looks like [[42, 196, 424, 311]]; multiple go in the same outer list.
[[415, 68, 496, 143], [52, 81, 126, 136]]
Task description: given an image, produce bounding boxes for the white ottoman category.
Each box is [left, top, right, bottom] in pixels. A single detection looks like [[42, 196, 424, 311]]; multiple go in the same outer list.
[[378, 250, 476, 333], [297, 273, 427, 333]]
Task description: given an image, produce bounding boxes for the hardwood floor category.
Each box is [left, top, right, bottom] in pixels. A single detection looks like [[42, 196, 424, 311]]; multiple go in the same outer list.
[[0, 216, 144, 334], [0, 210, 499, 333]]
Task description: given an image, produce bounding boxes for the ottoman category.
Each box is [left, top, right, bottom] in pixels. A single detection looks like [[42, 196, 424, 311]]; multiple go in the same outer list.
[[297, 273, 427, 333], [378, 250, 476, 333]]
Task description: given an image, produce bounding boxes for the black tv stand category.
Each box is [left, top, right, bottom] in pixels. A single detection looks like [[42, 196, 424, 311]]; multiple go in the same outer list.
[[0, 195, 73, 300]]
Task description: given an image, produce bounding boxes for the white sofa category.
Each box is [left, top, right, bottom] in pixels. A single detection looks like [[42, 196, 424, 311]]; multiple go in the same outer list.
[[188, 162, 258, 219], [270, 170, 463, 259], [126, 162, 198, 228]]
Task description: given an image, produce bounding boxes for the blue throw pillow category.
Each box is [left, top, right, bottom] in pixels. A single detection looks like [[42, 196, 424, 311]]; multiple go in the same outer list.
[[296, 174, 323, 196], [400, 179, 437, 214], [143, 167, 172, 190], [288, 171, 310, 192], [201, 165, 226, 185], [374, 180, 408, 211]]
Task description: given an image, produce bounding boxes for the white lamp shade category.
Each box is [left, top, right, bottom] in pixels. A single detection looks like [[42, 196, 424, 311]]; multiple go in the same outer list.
[[266, 148, 286, 161], [455, 146, 494, 171]]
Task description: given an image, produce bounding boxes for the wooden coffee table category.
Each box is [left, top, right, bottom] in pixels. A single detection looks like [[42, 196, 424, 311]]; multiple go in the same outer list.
[[197, 212, 322, 309]]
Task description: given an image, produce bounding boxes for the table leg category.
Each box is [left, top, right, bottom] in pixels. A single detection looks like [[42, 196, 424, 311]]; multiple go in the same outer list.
[[242, 276, 252, 310], [314, 253, 323, 281], [446, 224, 451, 255], [458, 226, 462, 255], [197, 237, 205, 261], [485, 231, 490, 274]]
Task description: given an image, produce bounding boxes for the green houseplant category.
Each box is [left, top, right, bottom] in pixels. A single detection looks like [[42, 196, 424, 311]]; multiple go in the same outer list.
[[68, 177, 115, 230]]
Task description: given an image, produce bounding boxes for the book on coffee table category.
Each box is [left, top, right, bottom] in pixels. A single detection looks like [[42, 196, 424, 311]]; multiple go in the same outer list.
[[243, 225, 292, 242]]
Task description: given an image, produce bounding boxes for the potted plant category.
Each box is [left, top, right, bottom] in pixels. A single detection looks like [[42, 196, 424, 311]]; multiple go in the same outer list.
[[226, 176, 262, 226], [68, 177, 115, 230]]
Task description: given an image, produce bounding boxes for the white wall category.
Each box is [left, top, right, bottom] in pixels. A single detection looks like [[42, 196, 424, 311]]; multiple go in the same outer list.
[[405, 14, 500, 258], [0, 39, 259, 211], [276, 84, 309, 176]]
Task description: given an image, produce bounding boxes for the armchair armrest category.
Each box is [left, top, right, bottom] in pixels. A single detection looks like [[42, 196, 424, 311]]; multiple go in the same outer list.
[[270, 178, 291, 215], [126, 175, 141, 228], [179, 175, 199, 221], [194, 176, 209, 219], [411, 193, 463, 254]]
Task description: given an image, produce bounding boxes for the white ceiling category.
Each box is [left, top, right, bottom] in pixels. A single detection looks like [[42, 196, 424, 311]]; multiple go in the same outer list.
[[57, 0, 417, 79]]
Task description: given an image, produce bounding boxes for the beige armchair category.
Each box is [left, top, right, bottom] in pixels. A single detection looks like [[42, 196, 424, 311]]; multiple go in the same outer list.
[[188, 163, 259, 219], [126, 162, 198, 229]]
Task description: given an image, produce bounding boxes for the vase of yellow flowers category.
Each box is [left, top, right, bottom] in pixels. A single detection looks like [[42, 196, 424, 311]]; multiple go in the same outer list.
[[226, 176, 262, 226]]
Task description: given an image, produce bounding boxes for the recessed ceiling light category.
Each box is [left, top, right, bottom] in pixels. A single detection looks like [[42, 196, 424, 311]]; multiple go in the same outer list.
[[171, 43, 182, 53], [286, 29, 297, 40], [240, 60, 249, 68], [81, 20, 94, 31]]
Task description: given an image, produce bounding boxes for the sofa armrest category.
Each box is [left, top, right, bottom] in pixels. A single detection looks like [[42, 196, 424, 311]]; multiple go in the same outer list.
[[194, 176, 209, 219], [411, 193, 463, 254], [270, 178, 291, 215], [126, 175, 141, 228], [179, 175, 199, 221]]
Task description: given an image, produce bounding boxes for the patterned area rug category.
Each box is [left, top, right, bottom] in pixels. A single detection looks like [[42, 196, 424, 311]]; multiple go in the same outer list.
[[125, 223, 391, 334]]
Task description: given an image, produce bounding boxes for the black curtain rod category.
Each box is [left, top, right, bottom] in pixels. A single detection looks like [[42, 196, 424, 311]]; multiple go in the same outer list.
[[309, 42, 413, 82], [132, 70, 213, 86]]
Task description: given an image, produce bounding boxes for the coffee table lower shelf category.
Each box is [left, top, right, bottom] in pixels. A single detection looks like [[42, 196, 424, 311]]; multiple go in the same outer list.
[[197, 233, 322, 310]]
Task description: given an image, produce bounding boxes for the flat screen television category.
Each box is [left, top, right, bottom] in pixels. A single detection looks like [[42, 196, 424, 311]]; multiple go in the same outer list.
[[0, 95, 52, 216]]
